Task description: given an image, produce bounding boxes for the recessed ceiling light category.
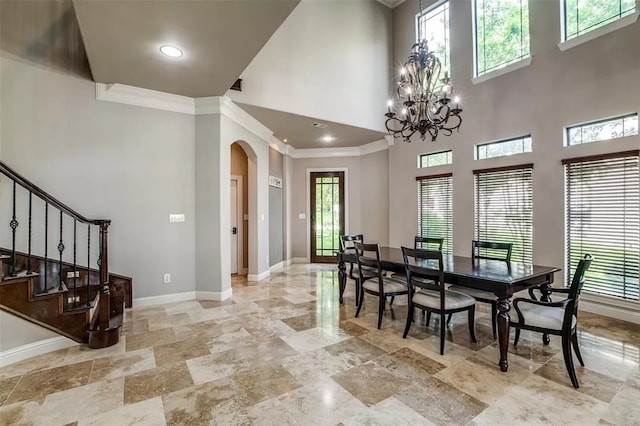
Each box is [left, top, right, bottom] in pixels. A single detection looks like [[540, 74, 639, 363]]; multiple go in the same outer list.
[[160, 45, 183, 58], [283, 139, 288, 143], [322, 135, 335, 142]]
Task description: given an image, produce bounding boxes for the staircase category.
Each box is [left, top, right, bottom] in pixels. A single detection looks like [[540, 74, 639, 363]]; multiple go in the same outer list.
[[0, 161, 132, 349]]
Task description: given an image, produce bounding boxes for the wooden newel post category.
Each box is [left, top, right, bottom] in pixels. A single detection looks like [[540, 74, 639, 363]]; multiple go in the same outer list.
[[99, 221, 111, 294]]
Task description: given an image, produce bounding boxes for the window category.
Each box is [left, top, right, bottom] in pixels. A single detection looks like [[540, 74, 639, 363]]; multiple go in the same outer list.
[[417, 173, 453, 254], [474, 165, 533, 263], [417, 1, 450, 79], [473, 0, 530, 76], [566, 114, 638, 146], [564, 151, 639, 300], [563, 0, 636, 41], [477, 136, 532, 160], [419, 150, 453, 168]]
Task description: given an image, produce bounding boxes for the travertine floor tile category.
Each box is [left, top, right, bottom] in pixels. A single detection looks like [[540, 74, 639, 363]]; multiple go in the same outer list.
[[186, 349, 250, 385], [332, 361, 412, 407], [0, 376, 20, 406], [230, 363, 301, 406], [88, 348, 155, 383], [123, 362, 193, 404], [152, 337, 210, 367], [125, 328, 178, 352], [78, 397, 166, 426], [324, 337, 387, 368], [0, 400, 42, 425], [281, 327, 348, 353], [340, 397, 436, 426]]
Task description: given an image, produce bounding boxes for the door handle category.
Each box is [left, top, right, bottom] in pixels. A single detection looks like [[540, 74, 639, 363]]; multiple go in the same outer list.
[[232, 227, 237, 235]]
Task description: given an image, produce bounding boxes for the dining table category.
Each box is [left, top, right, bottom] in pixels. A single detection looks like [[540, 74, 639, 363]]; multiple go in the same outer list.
[[336, 246, 561, 372]]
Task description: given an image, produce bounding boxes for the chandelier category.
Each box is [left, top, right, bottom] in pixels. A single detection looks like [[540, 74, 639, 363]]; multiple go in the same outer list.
[[385, 3, 462, 143]]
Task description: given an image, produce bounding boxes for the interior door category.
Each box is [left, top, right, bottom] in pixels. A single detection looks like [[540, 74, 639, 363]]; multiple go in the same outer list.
[[310, 171, 345, 263], [230, 179, 238, 274]]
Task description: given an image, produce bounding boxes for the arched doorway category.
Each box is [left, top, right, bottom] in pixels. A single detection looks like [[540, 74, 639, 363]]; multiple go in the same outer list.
[[230, 143, 249, 275]]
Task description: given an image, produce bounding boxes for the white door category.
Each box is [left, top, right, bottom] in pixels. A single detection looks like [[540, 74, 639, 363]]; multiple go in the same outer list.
[[230, 179, 238, 274]]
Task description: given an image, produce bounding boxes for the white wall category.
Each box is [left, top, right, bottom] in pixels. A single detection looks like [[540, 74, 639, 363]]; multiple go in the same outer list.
[[290, 149, 389, 260], [0, 311, 74, 354], [389, 1, 640, 284], [1, 53, 197, 299], [227, 0, 392, 132]]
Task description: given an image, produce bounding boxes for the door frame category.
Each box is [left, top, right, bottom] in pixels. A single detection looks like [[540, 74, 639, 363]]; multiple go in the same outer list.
[[231, 175, 244, 275], [306, 168, 349, 263]]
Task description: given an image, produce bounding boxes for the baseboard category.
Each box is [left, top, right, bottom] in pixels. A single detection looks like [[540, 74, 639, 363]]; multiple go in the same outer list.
[[284, 258, 293, 266], [247, 270, 270, 282], [196, 289, 233, 301], [133, 291, 197, 308], [291, 257, 309, 264], [0, 337, 78, 368], [580, 299, 640, 325], [269, 261, 284, 273]]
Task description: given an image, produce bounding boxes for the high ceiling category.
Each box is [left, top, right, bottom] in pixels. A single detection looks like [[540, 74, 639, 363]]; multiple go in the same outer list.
[[238, 104, 387, 149], [72, 0, 299, 98]]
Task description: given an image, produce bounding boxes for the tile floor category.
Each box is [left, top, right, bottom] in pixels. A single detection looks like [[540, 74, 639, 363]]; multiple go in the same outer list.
[[1, 264, 639, 425]]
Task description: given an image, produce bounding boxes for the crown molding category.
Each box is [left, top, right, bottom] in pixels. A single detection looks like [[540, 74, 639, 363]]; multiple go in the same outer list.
[[376, 0, 407, 8], [95, 82, 391, 158], [95, 83, 195, 114]]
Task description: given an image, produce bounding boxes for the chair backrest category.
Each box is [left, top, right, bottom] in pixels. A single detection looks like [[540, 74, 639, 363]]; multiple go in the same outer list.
[[401, 247, 445, 305], [472, 240, 513, 262], [567, 254, 593, 308], [354, 242, 382, 277], [340, 234, 364, 252], [414, 236, 444, 251]]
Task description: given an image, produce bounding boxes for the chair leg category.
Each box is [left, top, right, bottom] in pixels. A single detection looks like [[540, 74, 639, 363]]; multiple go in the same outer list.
[[468, 306, 477, 343], [514, 327, 521, 346], [491, 303, 498, 340], [389, 296, 395, 306], [354, 278, 360, 307], [572, 333, 585, 367], [446, 313, 453, 325], [426, 311, 431, 327], [377, 293, 385, 330], [562, 334, 579, 388], [355, 283, 364, 318], [439, 312, 446, 355], [403, 306, 413, 338]]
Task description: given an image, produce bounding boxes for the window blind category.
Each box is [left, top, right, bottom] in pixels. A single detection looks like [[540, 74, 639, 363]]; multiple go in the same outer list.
[[474, 164, 533, 263], [563, 151, 639, 300], [417, 173, 453, 254]]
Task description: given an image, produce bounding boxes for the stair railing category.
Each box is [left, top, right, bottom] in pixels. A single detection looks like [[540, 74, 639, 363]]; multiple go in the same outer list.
[[0, 161, 110, 308]]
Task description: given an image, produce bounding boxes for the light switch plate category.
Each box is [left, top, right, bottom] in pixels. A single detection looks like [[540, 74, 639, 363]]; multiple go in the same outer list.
[[169, 214, 185, 222], [299, 213, 306, 219]]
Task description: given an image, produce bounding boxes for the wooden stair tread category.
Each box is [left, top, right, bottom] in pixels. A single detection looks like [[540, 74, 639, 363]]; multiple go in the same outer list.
[[0, 254, 11, 260], [33, 282, 69, 298], [1, 270, 39, 282]]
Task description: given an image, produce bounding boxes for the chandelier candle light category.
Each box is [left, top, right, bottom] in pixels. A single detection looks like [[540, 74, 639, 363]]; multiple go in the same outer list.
[[385, 1, 462, 143]]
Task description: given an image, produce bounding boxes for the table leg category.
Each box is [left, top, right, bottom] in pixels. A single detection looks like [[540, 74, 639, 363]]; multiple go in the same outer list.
[[540, 280, 552, 345], [497, 297, 511, 372], [338, 257, 346, 304]]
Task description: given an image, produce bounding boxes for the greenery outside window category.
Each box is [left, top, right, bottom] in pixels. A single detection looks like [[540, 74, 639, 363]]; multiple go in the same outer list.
[[416, 0, 450, 82], [417, 173, 453, 254], [563, 152, 639, 300], [473, 0, 530, 76], [563, 0, 637, 41], [419, 150, 453, 168], [477, 136, 532, 160], [566, 114, 638, 146], [474, 164, 533, 263]]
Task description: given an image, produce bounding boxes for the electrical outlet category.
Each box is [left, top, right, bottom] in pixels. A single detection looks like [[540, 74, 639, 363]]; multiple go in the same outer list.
[[164, 273, 171, 283], [66, 296, 80, 304], [66, 271, 80, 278]]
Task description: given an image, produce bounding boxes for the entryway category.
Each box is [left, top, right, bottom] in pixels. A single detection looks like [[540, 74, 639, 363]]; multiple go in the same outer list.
[[310, 171, 345, 263]]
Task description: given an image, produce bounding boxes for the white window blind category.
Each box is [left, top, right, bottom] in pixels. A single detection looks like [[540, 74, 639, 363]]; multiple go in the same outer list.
[[564, 151, 639, 300], [474, 164, 533, 263], [417, 173, 453, 254]]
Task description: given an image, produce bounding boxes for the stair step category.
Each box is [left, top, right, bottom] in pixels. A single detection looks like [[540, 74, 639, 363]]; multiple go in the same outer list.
[[33, 282, 69, 299], [1, 270, 39, 282], [0, 254, 11, 260]]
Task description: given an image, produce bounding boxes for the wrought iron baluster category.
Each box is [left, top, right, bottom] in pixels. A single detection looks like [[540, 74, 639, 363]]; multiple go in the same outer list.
[[43, 203, 49, 293], [9, 181, 18, 277], [87, 224, 90, 307], [73, 219, 77, 308], [58, 211, 65, 291], [27, 191, 33, 274]]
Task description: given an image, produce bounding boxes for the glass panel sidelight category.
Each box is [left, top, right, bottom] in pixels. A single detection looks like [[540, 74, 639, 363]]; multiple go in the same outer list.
[[310, 172, 345, 263]]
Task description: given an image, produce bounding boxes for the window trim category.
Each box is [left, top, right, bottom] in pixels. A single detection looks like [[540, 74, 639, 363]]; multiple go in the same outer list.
[[415, 0, 450, 42], [559, 9, 639, 52], [471, 0, 532, 81], [416, 172, 454, 254], [564, 113, 639, 147]]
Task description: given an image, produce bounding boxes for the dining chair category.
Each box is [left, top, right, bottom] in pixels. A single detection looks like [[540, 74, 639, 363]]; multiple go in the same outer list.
[[510, 254, 593, 388], [414, 236, 444, 251], [340, 234, 364, 305], [354, 242, 408, 329], [401, 247, 477, 355], [447, 240, 513, 338]]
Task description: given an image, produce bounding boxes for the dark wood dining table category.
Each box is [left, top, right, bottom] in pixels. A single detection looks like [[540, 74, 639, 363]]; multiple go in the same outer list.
[[336, 246, 560, 372]]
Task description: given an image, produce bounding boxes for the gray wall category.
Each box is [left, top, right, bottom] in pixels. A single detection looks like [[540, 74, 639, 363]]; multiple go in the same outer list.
[[1, 53, 197, 299], [269, 147, 284, 266], [290, 150, 389, 260], [390, 0, 640, 283]]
